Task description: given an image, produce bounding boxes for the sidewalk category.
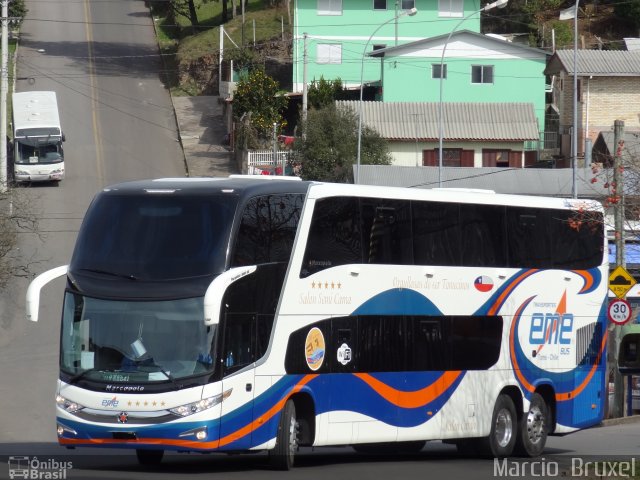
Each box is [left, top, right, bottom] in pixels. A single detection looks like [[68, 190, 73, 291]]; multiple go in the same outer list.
[[171, 96, 239, 178]]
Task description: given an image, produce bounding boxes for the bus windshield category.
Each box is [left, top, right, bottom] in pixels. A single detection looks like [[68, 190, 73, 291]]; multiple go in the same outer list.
[[60, 293, 216, 383], [71, 193, 237, 280], [14, 140, 63, 165]]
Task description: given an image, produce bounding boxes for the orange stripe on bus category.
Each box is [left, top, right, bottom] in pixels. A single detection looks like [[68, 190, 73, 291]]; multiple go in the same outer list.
[[488, 270, 538, 316], [352, 371, 462, 409]]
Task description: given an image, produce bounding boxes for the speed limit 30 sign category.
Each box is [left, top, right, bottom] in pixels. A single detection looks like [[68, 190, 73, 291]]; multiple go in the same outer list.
[[608, 298, 632, 325]]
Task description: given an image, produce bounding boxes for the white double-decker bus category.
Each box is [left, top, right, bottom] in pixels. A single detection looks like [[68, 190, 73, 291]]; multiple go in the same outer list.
[[26, 177, 608, 469], [12, 91, 65, 183]]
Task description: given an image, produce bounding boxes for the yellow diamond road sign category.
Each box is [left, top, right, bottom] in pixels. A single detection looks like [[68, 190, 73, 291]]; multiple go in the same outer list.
[[609, 265, 637, 298]]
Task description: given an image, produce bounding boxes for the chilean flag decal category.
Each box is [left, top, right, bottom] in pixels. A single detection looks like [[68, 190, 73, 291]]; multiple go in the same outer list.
[[474, 275, 494, 292]]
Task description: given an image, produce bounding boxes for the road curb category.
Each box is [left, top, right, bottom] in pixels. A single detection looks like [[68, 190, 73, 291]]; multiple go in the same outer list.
[[599, 414, 640, 427]]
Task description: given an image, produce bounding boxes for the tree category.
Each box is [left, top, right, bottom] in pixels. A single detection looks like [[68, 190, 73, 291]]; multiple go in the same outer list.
[[233, 68, 288, 148], [9, 0, 27, 26], [307, 77, 345, 110], [0, 187, 40, 288], [294, 104, 391, 183], [615, 0, 640, 30], [168, 0, 200, 32]]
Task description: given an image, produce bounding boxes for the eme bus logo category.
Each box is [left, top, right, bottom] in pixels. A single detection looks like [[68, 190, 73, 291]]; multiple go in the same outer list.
[[528, 313, 574, 356]]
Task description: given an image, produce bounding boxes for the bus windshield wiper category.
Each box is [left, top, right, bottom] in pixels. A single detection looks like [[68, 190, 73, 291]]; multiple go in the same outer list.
[[66, 368, 115, 384], [78, 268, 137, 281]]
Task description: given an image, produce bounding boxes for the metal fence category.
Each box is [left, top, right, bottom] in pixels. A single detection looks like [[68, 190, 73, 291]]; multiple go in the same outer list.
[[247, 150, 291, 174]]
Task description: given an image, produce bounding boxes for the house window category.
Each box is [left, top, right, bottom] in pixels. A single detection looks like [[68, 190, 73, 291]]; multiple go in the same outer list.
[[317, 44, 342, 64], [374, 0, 387, 10], [438, 0, 463, 17], [483, 149, 511, 167], [401, 0, 415, 10], [318, 0, 342, 15], [472, 65, 494, 84], [432, 63, 447, 79], [443, 149, 462, 167]]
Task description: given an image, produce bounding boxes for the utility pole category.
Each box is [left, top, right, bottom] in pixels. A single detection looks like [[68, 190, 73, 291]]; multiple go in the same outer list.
[[0, 0, 8, 193], [302, 33, 308, 123], [612, 119, 626, 417]]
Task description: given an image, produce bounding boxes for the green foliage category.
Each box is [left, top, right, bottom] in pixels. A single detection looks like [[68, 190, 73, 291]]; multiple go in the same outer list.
[[544, 20, 573, 48], [225, 47, 258, 71], [521, 0, 564, 22], [9, 0, 27, 26], [307, 77, 345, 110], [615, 0, 640, 28], [294, 104, 391, 183], [233, 68, 288, 142]]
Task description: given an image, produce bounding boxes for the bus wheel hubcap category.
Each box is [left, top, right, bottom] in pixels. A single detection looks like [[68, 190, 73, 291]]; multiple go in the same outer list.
[[526, 406, 544, 444], [495, 409, 513, 447]]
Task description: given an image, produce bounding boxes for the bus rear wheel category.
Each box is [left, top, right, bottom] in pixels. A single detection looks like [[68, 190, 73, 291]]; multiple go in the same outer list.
[[478, 394, 517, 458], [269, 399, 298, 470], [135, 449, 163, 465], [514, 392, 548, 457]]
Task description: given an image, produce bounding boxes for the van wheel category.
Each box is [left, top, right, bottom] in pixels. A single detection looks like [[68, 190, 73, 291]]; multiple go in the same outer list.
[[269, 399, 298, 470], [135, 449, 163, 465], [514, 392, 548, 457], [478, 394, 517, 458]]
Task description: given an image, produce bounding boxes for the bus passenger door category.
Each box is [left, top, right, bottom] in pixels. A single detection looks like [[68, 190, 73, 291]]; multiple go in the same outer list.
[[219, 313, 257, 450]]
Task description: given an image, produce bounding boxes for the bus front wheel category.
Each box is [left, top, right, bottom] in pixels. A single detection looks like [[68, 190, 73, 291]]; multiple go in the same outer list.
[[269, 399, 298, 470], [478, 394, 517, 458], [514, 392, 548, 457]]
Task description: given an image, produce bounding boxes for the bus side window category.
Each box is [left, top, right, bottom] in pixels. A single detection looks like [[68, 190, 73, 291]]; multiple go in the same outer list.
[[459, 204, 506, 267], [301, 197, 361, 277], [222, 313, 256, 375], [507, 208, 552, 268], [361, 200, 412, 265], [231, 194, 303, 267]]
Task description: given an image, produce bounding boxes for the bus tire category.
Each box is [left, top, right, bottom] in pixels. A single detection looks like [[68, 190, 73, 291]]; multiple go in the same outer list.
[[514, 392, 548, 457], [135, 449, 163, 465], [478, 394, 517, 458], [269, 399, 298, 470]]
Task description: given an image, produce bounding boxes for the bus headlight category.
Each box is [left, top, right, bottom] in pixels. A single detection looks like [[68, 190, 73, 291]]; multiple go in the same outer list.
[[56, 394, 85, 414], [14, 170, 29, 176], [168, 389, 232, 417], [50, 168, 64, 174]]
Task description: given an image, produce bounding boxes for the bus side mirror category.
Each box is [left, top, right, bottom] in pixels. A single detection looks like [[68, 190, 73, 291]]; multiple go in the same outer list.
[[62, 132, 66, 142], [203, 266, 257, 326], [618, 324, 640, 375], [26, 265, 69, 322]]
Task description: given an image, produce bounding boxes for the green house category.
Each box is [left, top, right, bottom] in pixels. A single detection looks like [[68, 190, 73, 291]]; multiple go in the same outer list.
[[292, 0, 485, 93], [372, 30, 549, 130]]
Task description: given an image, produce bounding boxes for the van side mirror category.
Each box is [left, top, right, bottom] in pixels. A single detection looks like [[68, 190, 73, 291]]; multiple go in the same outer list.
[[618, 326, 640, 374], [203, 266, 257, 326]]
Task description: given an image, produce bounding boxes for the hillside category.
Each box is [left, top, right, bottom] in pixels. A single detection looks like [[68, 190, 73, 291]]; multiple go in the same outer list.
[[151, 0, 636, 96]]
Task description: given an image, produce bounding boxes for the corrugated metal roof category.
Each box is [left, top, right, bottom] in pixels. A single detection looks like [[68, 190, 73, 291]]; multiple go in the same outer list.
[[336, 101, 539, 141], [355, 164, 611, 198], [546, 50, 640, 76]]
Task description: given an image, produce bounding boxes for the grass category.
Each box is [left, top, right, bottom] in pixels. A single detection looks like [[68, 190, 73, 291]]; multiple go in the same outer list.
[[151, 0, 292, 96]]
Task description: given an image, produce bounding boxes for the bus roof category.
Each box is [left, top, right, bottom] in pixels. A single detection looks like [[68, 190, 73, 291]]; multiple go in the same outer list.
[[100, 177, 603, 213], [12, 91, 62, 132]]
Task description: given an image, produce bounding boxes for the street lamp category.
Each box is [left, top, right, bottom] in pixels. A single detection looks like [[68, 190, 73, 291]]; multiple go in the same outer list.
[[356, 6, 417, 185], [437, 0, 508, 187]]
